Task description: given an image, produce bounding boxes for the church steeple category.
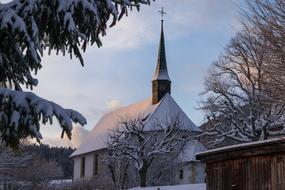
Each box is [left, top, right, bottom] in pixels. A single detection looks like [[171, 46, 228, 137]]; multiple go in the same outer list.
[[152, 20, 170, 81], [152, 10, 171, 105]]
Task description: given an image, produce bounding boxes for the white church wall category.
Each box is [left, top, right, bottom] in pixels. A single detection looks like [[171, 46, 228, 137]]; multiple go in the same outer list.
[[177, 162, 205, 184], [73, 156, 81, 181], [85, 153, 94, 178], [72, 150, 205, 189], [73, 153, 94, 181]]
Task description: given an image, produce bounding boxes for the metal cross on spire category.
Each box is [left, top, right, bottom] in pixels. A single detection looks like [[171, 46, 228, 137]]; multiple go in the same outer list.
[[158, 7, 167, 20]]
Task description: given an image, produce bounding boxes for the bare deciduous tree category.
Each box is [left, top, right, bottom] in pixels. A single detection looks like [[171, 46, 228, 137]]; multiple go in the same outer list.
[[200, 28, 285, 148], [0, 147, 63, 189], [0, 148, 32, 183], [21, 158, 64, 187], [243, 0, 285, 100], [106, 116, 192, 187], [103, 156, 132, 190]]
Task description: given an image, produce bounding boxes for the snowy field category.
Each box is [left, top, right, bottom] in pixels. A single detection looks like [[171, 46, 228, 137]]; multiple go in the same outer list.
[[129, 183, 206, 190]]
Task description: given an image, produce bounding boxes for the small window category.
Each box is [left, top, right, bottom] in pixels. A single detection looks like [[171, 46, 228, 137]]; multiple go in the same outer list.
[[93, 154, 99, 176], [179, 169, 184, 180], [159, 84, 166, 90], [81, 157, 85, 178]]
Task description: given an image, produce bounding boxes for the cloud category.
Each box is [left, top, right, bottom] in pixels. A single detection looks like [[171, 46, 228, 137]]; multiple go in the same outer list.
[[42, 126, 89, 148], [101, 15, 156, 50], [106, 99, 122, 110], [27, 0, 243, 147], [1, 0, 240, 51], [97, 0, 240, 50]]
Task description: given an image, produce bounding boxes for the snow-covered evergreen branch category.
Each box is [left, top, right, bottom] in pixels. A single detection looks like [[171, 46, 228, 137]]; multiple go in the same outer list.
[[0, 0, 151, 89], [0, 87, 87, 148], [0, 0, 152, 147]]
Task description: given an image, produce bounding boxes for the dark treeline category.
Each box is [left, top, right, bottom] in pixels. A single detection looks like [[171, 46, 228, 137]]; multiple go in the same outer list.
[[23, 144, 75, 178], [0, 143, 74, 185]]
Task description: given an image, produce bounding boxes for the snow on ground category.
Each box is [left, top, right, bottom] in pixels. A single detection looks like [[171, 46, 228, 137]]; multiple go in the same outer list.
[[129, 183, 206, 190], [48, 179, 72, 185]]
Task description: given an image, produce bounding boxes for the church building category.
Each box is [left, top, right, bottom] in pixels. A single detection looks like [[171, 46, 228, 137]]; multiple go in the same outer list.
[[70, 18, 206, 189]]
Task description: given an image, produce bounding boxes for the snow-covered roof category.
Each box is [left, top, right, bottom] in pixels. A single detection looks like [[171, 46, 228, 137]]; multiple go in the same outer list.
[[70, 94, 201, 157], [196, 137, 285, 159]]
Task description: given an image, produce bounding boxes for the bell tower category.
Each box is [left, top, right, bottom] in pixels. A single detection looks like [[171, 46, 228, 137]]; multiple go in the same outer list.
[[152, 8, 171, 105]]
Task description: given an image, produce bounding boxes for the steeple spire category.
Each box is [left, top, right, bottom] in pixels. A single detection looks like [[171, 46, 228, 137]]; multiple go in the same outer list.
[[152, 8, 171, 105], [152, 20, 170, 81]]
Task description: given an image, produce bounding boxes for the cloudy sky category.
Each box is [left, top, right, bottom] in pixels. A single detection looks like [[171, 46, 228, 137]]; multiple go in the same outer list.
[[5, 0, 244, 147]]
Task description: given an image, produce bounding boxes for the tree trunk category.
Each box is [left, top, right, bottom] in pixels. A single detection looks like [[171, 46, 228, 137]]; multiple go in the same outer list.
[[121, 161, 129, 190], [139, 168, 147, 187]]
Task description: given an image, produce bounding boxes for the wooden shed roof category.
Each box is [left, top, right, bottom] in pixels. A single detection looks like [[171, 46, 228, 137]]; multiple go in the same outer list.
[[196, 137, 285, 162]]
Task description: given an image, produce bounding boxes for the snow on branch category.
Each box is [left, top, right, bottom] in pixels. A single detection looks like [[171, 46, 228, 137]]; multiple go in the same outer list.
[[105, 115, 194, 187], [0, 0, 152, 89], [199, 27, 285, 148], [106, 116, 193, 170], [0, 0, 151, 148], [0, 87, 87, 148]]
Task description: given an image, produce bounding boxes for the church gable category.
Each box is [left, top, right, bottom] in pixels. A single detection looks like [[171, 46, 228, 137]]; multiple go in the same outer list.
[[145, 94, 201, 132]]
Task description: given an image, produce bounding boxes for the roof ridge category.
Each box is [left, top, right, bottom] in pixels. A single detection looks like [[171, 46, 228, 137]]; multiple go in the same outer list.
[[143, 93, 169, 123]]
